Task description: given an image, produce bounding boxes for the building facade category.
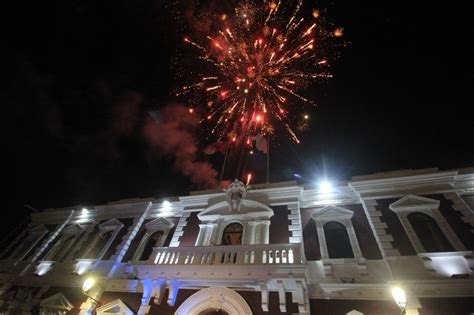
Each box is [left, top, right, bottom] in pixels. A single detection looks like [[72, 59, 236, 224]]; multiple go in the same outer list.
[[1, 168, 473, 314]]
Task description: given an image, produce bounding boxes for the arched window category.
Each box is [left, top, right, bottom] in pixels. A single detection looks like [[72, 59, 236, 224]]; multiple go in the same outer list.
[[83, 230, 114, 259], [407, 212, 453, 252], [140, 230, 164, 261], [9, 231, 48, 261], [324, 222, 354, 259], [222, 223, 243, 245]]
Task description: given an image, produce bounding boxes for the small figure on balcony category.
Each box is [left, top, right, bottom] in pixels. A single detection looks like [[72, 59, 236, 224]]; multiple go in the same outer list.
[[225, 179, 247, 212]]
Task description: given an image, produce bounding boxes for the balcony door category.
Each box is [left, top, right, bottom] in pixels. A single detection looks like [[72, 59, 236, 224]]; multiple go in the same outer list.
[[222, 223, 243, 245]]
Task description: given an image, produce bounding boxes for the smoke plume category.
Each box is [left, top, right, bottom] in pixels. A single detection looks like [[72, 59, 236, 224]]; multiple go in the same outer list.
[[143, 104, 218, 189]]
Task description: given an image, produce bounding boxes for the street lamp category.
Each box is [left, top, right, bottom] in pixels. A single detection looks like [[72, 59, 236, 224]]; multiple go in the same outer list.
[[392, 287, 407, 314], [82, 277, 101, 308]]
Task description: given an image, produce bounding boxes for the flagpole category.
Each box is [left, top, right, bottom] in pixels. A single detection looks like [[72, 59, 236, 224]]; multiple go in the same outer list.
[[219, 145, 230, 184], [266, 137, 270, 183]]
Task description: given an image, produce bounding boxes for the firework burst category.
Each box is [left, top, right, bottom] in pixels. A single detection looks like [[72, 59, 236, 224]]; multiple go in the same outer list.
[[176, 0, 344, 143]]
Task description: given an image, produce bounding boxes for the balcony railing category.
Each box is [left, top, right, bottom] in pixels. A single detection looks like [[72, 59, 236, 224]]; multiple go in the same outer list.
[[146, 243, 302, 266]]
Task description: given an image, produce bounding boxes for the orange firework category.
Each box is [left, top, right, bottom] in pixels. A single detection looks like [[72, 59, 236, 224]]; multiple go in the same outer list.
[[177, 0, 343, 143]]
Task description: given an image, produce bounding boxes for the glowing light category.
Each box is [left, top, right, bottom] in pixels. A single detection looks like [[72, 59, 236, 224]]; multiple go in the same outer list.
[[82, 278, 96, 293], [391, 287, 407, 309], [81, 208, 89, 214], [304, 114, 309, 120], [177, 0, 343, 142], [319, 181, 332, 193], [334, 27, 344, 37], [162, 200, 172, 209], [189, 108, 194, 113], [246, 173, 252, 185]]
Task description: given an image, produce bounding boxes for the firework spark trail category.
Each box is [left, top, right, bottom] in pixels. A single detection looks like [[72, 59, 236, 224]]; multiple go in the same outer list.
[[177, 0, 343, 143]]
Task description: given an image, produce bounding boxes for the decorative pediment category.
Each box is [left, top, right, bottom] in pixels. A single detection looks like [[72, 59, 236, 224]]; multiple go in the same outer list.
[[311, 205, 354, 220], [96, 299, 133, 315], [145, 218, 175, 232], [99, 218, 124, 230], [389, 194, 440, 212], [199, 199, 274, 222], [40, 293, 73, 311]]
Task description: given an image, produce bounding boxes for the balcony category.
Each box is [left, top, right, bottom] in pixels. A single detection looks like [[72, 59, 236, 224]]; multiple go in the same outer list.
[[155, 243, 301, 266], [131, 244, 306, 289], [140, 243, 303, 266]]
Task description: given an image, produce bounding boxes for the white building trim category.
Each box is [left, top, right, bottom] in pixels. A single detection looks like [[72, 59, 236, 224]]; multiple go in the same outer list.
[[8, 225, 49, 262], [132, 217, 175, 260], [43, 224, 85, 261], [389, 195, 465, 253], [39, 293, 73, 315], [311, 206, 363, 260], [96, 299, 133, 315], [175, 287, 252, 315], [82, 218, 124, 260], [196, 199, 273, 246]]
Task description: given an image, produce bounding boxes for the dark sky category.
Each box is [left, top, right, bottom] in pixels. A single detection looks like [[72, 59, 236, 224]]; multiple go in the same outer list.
[[4, 0, 472, 234]]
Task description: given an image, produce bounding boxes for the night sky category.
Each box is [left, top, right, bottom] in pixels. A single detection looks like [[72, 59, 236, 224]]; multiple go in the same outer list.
[[5, 0, 472, 236]]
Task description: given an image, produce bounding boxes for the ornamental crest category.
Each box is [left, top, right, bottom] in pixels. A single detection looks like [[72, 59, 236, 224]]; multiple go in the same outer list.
[[225, 179, 247, 212]]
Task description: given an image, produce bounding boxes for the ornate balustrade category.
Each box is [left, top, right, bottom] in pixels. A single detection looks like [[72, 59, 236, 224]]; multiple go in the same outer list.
[[146, 243, 302, 266]]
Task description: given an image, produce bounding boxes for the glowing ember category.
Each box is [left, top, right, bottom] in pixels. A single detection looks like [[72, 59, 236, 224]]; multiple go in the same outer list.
[[177, 0, 343, 143], [246, 173, 253, 185]]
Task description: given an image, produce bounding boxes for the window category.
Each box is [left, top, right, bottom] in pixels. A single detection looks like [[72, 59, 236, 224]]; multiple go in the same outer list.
[[6, 225, 49, 261], [407, 213, 453, 252], [311, 205, 363, 261], [389, 195, 465, 253], [324, 222, 354, 259], [43, 224, 84, 262], [222, 223, 243, 245], [81, 218, 123, 260], [44, 234, 76, 261], [132, 218, 174, 261], [140, 230, 164, 260], [83, 230, 115, 259]]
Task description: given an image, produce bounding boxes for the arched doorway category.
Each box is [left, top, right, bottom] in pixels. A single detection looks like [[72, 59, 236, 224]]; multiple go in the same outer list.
[[221, 223, 243, 245], [199, 310, 229, 315], [175, 287, 252, 315]]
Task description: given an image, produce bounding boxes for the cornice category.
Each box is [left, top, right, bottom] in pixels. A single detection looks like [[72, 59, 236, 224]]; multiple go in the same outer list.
[[300, 186, 360, 208], [349, 171, 463, 199]]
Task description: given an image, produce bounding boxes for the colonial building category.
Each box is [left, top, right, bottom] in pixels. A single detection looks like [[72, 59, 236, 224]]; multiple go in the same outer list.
[[1, 167, 473, 314]]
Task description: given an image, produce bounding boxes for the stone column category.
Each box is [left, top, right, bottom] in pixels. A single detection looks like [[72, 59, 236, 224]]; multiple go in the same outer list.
[[208, 223, 220, 245], [254, 222, 262, 244], [262, 220, 271, 244], [195, 224, 207, 246], [247, 221, 257, 244]]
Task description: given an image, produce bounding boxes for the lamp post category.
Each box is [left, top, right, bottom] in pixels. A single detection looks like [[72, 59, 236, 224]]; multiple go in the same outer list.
[[82, 277, 101, 310], [392, 287, 407, 315]]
